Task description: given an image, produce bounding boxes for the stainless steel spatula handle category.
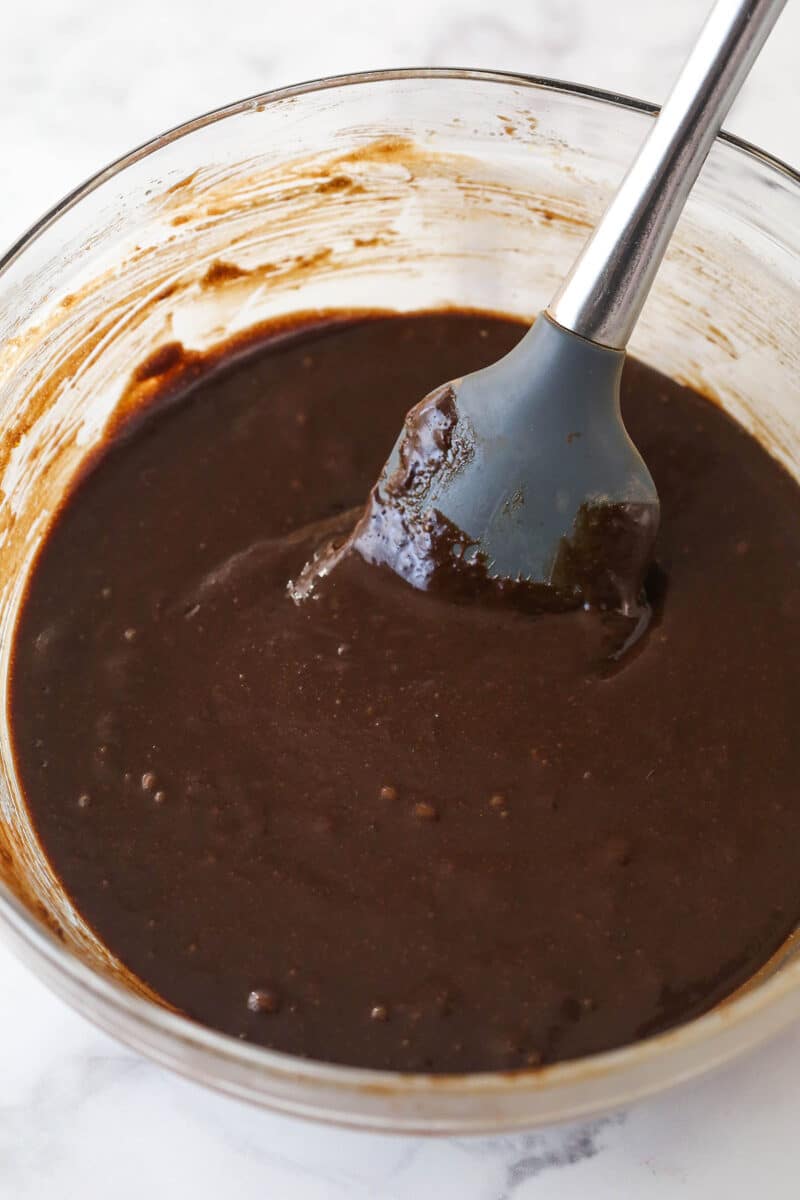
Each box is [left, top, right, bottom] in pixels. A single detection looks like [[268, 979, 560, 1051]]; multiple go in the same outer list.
[[548, 0, 786, 351]]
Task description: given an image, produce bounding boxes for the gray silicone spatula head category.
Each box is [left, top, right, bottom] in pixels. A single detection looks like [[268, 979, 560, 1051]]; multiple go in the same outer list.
[[350, 313, 657, 614], [293, 0, 784, 613]]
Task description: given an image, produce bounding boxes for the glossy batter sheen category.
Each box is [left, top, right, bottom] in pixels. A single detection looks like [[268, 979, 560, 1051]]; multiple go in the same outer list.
[[9, 312, 800, 1073]]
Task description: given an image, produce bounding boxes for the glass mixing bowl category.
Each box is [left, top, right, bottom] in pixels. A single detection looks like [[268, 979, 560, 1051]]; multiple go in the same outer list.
[[0, 69, 798, 1134]]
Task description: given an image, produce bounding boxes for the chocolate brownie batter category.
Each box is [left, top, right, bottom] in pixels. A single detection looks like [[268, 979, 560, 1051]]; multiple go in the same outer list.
[[9, 312, 800, 1072]]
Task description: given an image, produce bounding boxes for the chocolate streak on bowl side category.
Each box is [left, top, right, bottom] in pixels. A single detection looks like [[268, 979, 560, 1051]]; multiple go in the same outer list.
[[8, 311, 800, 1073]]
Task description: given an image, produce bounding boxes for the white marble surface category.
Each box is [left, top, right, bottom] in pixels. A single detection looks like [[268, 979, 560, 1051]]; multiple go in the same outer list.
[[1, 1, 799, 1195]]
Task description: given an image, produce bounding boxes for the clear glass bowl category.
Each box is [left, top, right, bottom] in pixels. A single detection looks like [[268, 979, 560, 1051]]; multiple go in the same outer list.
[[0, 69, 798, 1134]]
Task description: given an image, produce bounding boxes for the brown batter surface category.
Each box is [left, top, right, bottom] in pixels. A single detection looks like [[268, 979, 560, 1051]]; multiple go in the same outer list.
[[9, 312, 800, 1072]]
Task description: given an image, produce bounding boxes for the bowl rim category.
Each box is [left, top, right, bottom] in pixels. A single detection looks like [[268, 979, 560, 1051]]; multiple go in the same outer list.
[[1, 66, 799, 1127], [1, 66, 798, 279]]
